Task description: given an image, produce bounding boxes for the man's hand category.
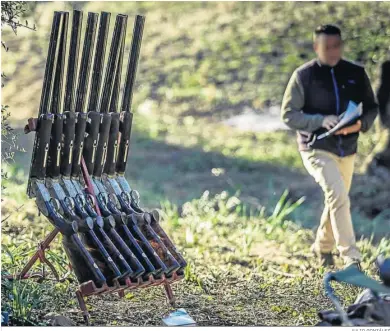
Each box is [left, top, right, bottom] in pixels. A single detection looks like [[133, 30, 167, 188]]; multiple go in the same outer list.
[[335, 120, 362, 136], [322, 115, 339, 130]]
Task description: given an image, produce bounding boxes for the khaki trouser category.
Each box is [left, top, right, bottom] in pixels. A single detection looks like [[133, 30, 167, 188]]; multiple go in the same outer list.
[[300, 149, 361, 264]]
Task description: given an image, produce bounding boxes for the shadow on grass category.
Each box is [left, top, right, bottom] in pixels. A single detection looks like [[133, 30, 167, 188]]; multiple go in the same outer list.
[[6, 127, 389, 242]]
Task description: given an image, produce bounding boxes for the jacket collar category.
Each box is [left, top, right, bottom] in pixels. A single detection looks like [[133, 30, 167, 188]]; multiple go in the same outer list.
[[316, 58, 343, 71]]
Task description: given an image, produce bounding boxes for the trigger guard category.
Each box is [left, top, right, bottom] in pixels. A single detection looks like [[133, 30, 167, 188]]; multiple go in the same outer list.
[[64, 196, 75, 211], [109, 193, 120, 208], [121, 191, 131, 204], [49, 198, 61, 212], [87, 194, 95, 208], [98, 192, 108, 205], [75, 193, 86, 207], [130, 190, 140, 204]]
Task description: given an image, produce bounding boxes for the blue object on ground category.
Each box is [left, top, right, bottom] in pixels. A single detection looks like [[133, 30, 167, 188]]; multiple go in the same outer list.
[[162, 308, 196, 326], [1, 312, 9, 326]]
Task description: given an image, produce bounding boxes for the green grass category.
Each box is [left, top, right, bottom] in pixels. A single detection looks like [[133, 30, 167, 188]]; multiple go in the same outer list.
[[2, 189, 388, 325], [2, 2, 390, 123]]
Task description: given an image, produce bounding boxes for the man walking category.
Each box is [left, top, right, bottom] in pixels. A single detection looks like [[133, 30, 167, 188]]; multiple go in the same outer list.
[[281, 24, 378, 268]]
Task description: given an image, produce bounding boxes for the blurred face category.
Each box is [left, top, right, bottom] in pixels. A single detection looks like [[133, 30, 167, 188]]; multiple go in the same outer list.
[[314, 34, 343, 67]]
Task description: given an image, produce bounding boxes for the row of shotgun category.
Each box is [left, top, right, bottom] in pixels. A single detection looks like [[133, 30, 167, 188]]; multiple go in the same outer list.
[[27, 10, 186, 289]]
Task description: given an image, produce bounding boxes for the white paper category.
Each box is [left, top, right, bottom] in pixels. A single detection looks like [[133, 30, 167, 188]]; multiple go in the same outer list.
[[316, 101, 363, 140]]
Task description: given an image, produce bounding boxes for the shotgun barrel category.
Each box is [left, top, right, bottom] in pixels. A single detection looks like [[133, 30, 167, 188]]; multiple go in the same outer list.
[[71, 12, 99, 178], [61, 10, 83, 177], [82, 12, 116, 176], [74, 12, 98, 114], [103, 19, 125, 176], [116, 15, 145, 175], [99, 14, 128, 114], [92, 14, 127, 178], [87, 12, 111, 113], [27, 12, 63, 197], [64, 10, 83, 113], [47, 11, 68, 179], [109, 24, 125, 114], [121, 15, 145, 114], [39, 12, 64, 116]]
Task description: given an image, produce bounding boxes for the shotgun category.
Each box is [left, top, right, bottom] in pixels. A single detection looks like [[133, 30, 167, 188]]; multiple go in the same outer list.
[[27, 11, 106, 287], [99, 21, 158, 280], [51, 11, 127, 285], [69, 11, 98, 215], [102, 15, 184, 276], [93, 15, 177, 279], [62, 12, 140, 282], [80, 13, 144, 280]]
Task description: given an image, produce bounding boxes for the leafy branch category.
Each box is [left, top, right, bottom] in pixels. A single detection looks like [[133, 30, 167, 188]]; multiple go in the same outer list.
[[1, 1, 32, 193]]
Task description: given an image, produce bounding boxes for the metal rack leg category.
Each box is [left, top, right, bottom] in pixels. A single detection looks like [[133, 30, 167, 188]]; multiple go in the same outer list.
[[163, 282, 176, 306], [76, 289, 90, 325]]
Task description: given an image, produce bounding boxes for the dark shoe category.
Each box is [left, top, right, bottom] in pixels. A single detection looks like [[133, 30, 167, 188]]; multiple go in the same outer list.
[[319, 252, 335, 267], [310, 244, 335, 267]]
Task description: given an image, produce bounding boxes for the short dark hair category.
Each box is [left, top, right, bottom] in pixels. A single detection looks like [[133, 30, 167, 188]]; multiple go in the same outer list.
[[313, 24, 341, 41]]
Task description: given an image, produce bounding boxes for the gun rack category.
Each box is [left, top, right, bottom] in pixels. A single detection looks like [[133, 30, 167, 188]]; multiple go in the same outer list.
[[7, 10, 187, 325]]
